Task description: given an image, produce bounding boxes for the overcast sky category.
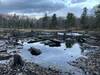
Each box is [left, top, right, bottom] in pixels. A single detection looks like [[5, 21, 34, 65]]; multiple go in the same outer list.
[[0, 0, 100, 18]]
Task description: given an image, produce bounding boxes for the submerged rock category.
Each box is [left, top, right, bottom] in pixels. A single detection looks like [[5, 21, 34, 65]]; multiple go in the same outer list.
[[28, 47, 41, 56]]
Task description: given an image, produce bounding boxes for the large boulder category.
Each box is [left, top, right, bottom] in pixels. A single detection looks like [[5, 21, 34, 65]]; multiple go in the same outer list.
[[12, 54, 24, 66], [28, 47, 41, 56]]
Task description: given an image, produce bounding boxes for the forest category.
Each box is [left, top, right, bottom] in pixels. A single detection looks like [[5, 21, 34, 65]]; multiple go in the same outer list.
[[0, 4, 99, 30]]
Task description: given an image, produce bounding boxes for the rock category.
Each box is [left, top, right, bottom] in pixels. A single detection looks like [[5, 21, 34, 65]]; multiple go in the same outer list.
[[49, 42, 61, 47], [13, 42, 23, 46], [41, 40, 52, 45], [0, 50, 7, 53], [27, 40, 38, 43], [0, 53, 12, 60], [50, 39, 61, 44], [76, 37, 86, 43], [41, 40, 61, 47], [0, 62, 63, 75], [82, 43, 99, 50], [12, 54, 24, 67], [28, 47, 41, 56], [49, 39, 61, 47]]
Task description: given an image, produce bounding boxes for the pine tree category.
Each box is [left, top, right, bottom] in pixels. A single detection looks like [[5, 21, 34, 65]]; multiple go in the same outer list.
[[80, 7, 88, 29], [51, 14, 57, 29], [66, 13, 76, 28], [95, 4, 100, 28], [42, 13, 48, 29]]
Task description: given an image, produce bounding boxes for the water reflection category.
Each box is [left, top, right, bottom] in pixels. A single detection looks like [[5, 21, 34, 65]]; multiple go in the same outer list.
[[65, 38, 75, 48], [15, 35, 90, 75]]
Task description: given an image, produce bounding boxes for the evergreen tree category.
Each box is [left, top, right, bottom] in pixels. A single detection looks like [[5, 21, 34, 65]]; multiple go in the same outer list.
[[66, 13, 76, 28], [80, 7, 88, 29], [51, 14, 57, 29], [42, 13, 48, 29], [95, 4, 100, 28]]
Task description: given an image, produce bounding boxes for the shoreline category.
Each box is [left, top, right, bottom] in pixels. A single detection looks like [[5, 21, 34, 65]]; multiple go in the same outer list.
[[0, 61, 68, 75]]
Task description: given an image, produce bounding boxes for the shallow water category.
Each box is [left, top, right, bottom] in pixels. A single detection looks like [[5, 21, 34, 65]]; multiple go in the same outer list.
[[19, 41, 86, 75]]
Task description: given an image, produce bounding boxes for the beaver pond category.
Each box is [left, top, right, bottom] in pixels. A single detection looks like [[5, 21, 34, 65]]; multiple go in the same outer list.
[[0, 32, 100, 75]]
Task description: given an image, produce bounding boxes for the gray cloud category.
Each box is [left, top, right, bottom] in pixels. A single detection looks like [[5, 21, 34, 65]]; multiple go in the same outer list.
[[0, 0, 99, 17], [0, 0, 65, 13]]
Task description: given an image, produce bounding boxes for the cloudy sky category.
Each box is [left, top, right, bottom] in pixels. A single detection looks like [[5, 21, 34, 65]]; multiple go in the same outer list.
[[0, 0, 100, 18]]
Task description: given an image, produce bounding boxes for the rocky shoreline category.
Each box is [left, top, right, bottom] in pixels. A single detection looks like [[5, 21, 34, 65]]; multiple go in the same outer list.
[[0, 61, 65, 75], [70, 32, 100, 75], [0, 31, 100, 75]]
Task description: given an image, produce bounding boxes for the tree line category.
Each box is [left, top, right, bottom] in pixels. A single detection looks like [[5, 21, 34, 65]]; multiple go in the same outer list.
[[0, 4, 100, 30]]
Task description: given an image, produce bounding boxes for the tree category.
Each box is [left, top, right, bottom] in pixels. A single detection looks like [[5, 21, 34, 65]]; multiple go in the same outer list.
[[42, 13, 48, 29], [51, 14, 57, 29], [95, 4, 100, 28], [87, 16, 95, 29], [66, 13, 76, 29], [80, 7, 88, 29]]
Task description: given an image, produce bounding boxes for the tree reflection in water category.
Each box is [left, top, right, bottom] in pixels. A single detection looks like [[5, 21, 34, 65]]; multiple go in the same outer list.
[[65, 38, 75, 48]]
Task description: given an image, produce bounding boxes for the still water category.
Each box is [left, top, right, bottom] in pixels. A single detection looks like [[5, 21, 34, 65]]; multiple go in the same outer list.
[[19, 40, 86, 75]]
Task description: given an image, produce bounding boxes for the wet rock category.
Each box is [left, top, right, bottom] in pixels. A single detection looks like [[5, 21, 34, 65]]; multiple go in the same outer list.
[[71, 50, 100, 75], [49, 42, 61, 47], [41, 39, 61, 47], [76, 37, 86, 43], [86, 38, 100, 46], [27, 40, 38, 43], [0, 50, 7, 53], [81, 43, 99, 50], [65, 38, 75, 43], [50, 39, 61, 43], [0, 53, 12, 60], [49, 39, 61, 47], [28, 47, 41, 56], [49, 44, 60, 47], [13, 42, 22, 46], [41, 40, 52, 45], [0, 61, 63, 75], [17, 46, 23, 49], [12, 54, 24, 67]]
